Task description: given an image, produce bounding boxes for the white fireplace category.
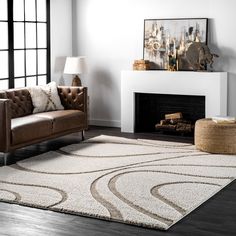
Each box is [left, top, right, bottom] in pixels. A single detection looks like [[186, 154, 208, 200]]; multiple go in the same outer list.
[[121, 70, 228, 133]]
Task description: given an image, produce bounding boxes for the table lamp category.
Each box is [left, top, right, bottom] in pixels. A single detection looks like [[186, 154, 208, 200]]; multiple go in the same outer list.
[[63, 56, 87, 86]]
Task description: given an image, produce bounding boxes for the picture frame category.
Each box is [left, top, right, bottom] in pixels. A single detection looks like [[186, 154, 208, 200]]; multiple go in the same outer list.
[[143, 18, 208, 70]]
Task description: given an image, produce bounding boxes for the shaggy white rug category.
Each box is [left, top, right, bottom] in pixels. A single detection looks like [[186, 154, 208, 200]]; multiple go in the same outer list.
[[0, 135, 236, 230]]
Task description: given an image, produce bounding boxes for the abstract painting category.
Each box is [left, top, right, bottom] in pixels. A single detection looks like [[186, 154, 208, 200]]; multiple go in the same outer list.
[[143, 18, 208, 70]]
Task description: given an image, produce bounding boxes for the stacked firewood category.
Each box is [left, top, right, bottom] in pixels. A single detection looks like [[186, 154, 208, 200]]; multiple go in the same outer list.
[[155, 112, 194, 134], [133, 60, 150, 70]]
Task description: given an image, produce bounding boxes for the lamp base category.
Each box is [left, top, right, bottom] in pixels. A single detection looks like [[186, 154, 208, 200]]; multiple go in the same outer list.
[[72, 75, 82, 86]]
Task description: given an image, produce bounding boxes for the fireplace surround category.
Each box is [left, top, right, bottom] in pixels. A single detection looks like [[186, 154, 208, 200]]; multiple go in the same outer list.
[[121, 71, 227, 133]]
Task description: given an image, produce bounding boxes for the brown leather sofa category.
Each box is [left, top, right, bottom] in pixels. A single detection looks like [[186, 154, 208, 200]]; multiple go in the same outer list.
[[0, 86, 88, 165]]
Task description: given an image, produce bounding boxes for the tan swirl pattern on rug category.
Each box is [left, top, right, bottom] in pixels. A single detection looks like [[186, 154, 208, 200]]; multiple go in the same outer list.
[[0, 135, 236, 230]]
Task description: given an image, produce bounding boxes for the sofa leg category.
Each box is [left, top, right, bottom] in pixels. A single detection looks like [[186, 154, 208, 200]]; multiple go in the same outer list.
[[3, 153, 8, 166], [81, 130, 85, 141]]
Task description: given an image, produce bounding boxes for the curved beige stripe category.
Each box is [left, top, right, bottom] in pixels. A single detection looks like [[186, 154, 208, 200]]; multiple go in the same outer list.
[[90, 174, 123, 220], [151, 181, 221, 215], [152, 164, 236, 168], [108, 172, 173, 226], [12, 153, 210, 175], [85, 139, 194, 150], [132, 166, 234, 180], [0, 189, 21, 201], [137, 140, 193, 149], [0, 180, 68, 208], [57, 149, 193, 158]]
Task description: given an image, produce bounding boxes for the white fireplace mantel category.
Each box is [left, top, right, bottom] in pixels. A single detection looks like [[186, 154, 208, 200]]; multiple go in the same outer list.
[[121, 70, 228, 133]]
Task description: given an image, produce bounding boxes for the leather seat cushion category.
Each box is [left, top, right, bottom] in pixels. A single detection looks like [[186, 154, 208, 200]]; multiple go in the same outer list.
[[11, 116, 53, 145], [34, 110, 85, 134]]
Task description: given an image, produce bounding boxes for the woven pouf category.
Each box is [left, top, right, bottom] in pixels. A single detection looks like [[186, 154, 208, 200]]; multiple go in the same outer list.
[[195, 118, 236, 154]]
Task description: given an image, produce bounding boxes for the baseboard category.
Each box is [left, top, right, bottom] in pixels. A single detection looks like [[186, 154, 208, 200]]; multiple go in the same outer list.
[[89, 119, 121, 128]]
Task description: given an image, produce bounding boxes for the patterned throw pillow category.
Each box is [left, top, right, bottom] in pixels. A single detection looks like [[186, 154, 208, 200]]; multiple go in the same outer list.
[[29, 81, 64, 114]]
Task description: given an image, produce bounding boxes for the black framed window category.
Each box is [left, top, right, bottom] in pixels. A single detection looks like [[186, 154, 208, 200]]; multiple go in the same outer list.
[[0, 0, 9, 89], [0, 0, 50, 89]]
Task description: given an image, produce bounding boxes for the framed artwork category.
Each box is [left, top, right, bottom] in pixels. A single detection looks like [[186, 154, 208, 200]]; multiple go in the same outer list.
[[143, 18, 208, 70]]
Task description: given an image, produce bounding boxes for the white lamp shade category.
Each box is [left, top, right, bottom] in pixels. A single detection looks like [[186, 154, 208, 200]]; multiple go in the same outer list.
[[63, 57, 87, 75]]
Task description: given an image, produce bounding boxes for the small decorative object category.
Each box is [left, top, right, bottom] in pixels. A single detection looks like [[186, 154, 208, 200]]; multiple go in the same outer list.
[[143, 18, 208, 70], [133, 59, 150, 70], [180, 42, 219, 71], [64, 56, 87, 86], [168, 54, 178, 71]]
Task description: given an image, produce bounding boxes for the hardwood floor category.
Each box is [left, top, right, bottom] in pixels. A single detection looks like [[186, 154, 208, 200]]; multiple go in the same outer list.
[[0, 126, 236, 236]]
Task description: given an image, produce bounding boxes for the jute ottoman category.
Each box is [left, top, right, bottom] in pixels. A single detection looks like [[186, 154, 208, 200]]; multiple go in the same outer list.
[[195, 118, 236, 154]]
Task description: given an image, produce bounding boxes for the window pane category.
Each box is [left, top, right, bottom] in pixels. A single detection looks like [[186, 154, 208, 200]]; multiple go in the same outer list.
[[37, 0, 46, 22], [0, 0, 7, 21], [26, 76, 37, 87], [25, 0, 36, 21], [14, 23, 25, 49], [38, 75, 46, 85], [14, 50, 25, 77], [37, 23, 46, 48], [0, 79, 8, 89], [0, 51, 8, 78], [38, 49, 46, 74], [14, 78, 25, 88], [26, 50, 36, 75], [13, 0, 24, 21], [26, 23, 36, 48], [0, 22, 8, 49]]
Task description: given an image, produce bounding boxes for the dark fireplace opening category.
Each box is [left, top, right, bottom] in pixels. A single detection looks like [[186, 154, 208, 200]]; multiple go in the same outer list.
[[135, 93, 205, 135]]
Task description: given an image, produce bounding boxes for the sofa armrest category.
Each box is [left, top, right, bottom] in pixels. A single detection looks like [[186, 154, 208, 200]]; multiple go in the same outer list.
[[57, 86, 87, 113], [0, 99, 11, 152]]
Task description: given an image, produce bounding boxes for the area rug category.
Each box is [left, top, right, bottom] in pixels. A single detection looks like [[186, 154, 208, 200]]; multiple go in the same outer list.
[[0, 135, 236, 230]]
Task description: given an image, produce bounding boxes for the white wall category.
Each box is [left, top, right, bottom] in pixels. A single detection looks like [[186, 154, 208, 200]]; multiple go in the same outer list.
[[72, 0, 236, 127], [51, 0, 73, 85]]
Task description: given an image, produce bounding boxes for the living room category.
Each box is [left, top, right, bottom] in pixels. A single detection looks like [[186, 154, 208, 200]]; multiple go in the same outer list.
[[0, 0, 236, 235]]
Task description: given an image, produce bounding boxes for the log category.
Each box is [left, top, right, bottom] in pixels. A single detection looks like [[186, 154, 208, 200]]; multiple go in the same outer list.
[[155, 124, 176, 131], [165, 112, 183, 120], [155, 112, 194, 134], [160, 119, 169, 125], [176, 122, 192, 133], [169, 118, 182, 125]]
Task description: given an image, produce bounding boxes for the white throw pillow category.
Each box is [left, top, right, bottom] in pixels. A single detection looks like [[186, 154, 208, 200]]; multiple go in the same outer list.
[[29, 82, 64, 114]]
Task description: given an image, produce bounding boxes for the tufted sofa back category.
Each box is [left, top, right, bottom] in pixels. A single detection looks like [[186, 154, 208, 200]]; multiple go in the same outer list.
[[0, 86, 87, 119], [57, 86, 86, 112], [0, 91, 6, 99], [0, 89, 33, 118]]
